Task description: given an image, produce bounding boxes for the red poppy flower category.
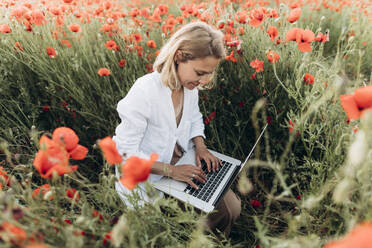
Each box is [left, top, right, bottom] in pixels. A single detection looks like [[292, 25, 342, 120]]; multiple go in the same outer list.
[[296, 29, 315, 52], [60, 40, 72, 48], [52, 127, 79, 151], [98, 137, 123, 165], [119, 59, 126, 68], [286, 28, 314, 52], [105, 40, 117, 50], [250, 199, 262, 207], [314, 32, 329, 43], [204, 112, 216, 124], [248, 7, 266, 27], [235, 11, 247, 24], [250, 59, 264, 73], [132, 33, 142, 43], [98, 68, 111, 76], [46, 47, 57, 58], [33, 136, 78, 179], [103, 232, 112, 245], [51, 127, 88, 160], [66, 188, 80, 201], [340, 85, 372, 121], [287, 8, 302, 23], [31, 10, 47, 26], [92, 209, 103, 221], [324, 221, 372, 248], [146, 40, 156, 49], [0, 167, 10, 190], [286, 28, 302, 42], [0, 221, 27, 245], [10, 6, 28, 22], [32, 184, 53, 200], [304, 73, 315, 85], [267, 26, 278, 41], [225, 50, 237, 63], [120, 153, 158, 190], [266, 50, 280, 64], [14, 42, 23, 52], [68, 23, 81, 33]]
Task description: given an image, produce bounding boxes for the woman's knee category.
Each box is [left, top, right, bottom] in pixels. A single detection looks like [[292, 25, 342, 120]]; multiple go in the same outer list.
[[225, 191, 241, 222]]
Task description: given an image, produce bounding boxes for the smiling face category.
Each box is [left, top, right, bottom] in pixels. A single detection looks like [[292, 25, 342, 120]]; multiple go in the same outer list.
[[175, 51, 220, 90]]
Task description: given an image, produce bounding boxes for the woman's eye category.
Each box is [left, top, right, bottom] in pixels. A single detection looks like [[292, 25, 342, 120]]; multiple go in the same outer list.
[[196, 72, 204, 76]]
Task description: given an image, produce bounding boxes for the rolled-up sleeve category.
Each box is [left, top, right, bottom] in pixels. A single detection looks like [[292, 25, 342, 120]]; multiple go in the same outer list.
[[189, 92, 206, 140], [113, 81, 151, 160]]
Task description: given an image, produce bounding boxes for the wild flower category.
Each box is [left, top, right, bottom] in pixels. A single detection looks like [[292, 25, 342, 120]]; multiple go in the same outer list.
[[225, 50, 237, 63], [0, 24, 12, 33], [146, 40, 156, 49], [46, 47, 57, 58], [32, 184, 53, 200], [250, 199, 262, 207], [60, 40, 72, 48], [98, 68, 111, 76], [304, 73, 315, 85], [287, 8, 302, 23], [104, 40, 118, 50], [33, 136, 77, 178], [286, 28, 315, 52], [119, 153, 158, 190], [52, 127, 88, 159], [204, 112, 216, 124], [119, 59, 126, 68], [31, 9, 47, 26], [250, 59, 264, 73], [66, 188, 80, 202], [315, 32, 330, 43], [68, 23, 82, 33], [0, 166, 10, 190], [267, 26, 278, 41], [266, 50, 280, 64], [0, 221, 27, 245], [98, 137, 123, 165], [339, 85, 372, 120], [324, 221, 372, 248], [248, 7, 267, 27]]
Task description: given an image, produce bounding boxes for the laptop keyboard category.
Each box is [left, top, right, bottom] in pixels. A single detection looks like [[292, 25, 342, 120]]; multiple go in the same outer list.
[[183, 160, 232, 202]]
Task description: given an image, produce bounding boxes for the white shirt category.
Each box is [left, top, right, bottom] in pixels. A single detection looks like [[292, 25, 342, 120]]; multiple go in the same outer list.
[[113, 71, 206, 207]]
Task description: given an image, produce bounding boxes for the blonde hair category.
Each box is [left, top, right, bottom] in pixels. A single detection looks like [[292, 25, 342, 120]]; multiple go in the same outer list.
[[153, 21, 226, 90]]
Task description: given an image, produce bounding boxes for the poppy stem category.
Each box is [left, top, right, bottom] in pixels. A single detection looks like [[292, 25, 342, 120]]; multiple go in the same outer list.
[[272, 63, 297, 99]]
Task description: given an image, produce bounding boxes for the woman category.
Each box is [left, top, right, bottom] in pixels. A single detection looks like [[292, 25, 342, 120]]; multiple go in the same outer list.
[[113, 21, 241, 237]]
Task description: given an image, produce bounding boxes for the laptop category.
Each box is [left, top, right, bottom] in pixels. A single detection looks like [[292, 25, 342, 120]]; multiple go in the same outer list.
[[152, 124, 268, 213]]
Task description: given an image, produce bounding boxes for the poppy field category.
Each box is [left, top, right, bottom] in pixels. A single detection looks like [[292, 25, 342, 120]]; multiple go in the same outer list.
[[0, 0, 371, 247]]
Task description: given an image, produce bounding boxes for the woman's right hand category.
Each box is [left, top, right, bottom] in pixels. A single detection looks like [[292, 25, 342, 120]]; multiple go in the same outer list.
[[170, 164, 207, 190]]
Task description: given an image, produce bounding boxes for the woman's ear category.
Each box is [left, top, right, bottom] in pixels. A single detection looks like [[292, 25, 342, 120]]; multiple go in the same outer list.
[[174, 50, 182, 64]]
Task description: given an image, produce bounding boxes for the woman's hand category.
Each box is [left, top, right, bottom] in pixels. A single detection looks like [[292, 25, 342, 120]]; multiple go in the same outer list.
[[170, 164, 206, 190], [195, 146, 222, 173]]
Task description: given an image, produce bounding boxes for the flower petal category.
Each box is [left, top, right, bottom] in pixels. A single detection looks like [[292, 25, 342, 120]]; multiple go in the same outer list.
[[69, 145, 88, 160], [354, 85, 372, 109], [340, 94, 360, 121], [52, 127, 79, 151], [297, 42, 312, 52]]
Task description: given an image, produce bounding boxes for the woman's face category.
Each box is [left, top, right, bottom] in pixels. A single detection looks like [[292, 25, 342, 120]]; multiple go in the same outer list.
[[175, 52, 220, 90]]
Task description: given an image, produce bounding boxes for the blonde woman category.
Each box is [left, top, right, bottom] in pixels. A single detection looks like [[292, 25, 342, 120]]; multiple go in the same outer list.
[[113, 21, 241, 237]]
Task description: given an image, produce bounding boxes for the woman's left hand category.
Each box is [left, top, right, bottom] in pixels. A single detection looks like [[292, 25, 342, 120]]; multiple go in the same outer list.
[[195, 146, 222, 173]]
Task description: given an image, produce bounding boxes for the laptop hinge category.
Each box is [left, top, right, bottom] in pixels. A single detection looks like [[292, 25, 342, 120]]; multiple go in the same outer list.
[[212, 165, 241, 207]]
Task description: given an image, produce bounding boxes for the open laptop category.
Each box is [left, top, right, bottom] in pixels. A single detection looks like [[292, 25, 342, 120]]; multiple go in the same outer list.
[[152, 124, 268, 213]]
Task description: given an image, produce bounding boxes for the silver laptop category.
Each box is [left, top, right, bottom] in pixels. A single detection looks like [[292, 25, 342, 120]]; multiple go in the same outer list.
[[152, 124, 268, 213]]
